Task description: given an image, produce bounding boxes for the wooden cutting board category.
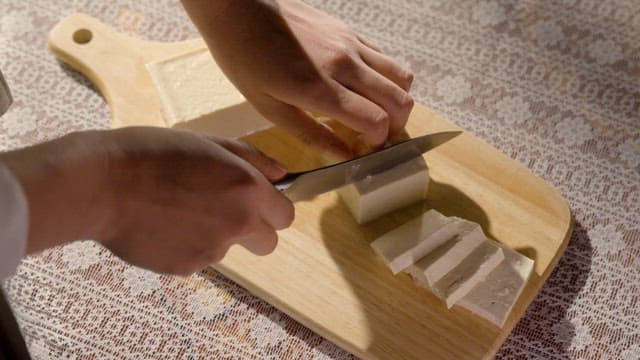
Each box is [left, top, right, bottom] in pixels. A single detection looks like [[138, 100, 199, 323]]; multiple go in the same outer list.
[[49, 13, 573, 360]]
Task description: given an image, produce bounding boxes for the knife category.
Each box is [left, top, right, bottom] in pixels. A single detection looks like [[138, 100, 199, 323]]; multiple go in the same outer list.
[[274, 131, 461, 202]]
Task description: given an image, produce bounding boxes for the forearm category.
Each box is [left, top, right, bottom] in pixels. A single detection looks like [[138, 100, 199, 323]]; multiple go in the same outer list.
[[181, 0, 279, 37], [0, 132, 109, 254], [181, 0, 291, 84]]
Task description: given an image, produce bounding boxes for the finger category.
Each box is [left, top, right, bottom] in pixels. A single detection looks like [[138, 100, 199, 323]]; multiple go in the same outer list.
[[236, 218, 279, 256], [258, 181, 295, 231], [303, 82, 390, 148], [337, 60, 414, 139], [217, 139, 287, 181], [359, 45, 413, 92], [255, 97, 352, 158], [357, 35, 384, 53]]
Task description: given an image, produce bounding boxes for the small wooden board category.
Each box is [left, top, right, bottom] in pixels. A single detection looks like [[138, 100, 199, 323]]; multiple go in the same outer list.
[[49, 14, 572, 360]]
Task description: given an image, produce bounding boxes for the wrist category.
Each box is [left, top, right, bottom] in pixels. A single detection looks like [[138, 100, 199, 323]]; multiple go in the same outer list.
[[0, 131, 112, 253]]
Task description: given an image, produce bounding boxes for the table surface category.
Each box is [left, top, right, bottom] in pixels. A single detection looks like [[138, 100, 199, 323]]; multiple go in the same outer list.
[[1, 1, 638, 359]]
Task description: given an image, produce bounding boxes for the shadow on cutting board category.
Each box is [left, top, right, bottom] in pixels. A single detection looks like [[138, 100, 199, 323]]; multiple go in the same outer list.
[[316, 179, 495, 358]]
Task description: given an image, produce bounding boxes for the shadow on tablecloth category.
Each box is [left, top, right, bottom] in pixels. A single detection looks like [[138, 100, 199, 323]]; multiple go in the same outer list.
[[57, 60, 102, 97], [497, 220, 593, 359]]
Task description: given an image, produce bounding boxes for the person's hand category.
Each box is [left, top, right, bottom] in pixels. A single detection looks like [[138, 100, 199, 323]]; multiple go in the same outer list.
[[0, 127, 294, 275], [182, 0, 414, 157]]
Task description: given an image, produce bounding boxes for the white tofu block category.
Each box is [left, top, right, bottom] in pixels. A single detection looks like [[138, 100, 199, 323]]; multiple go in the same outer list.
[[431, 240, 504, 308], [406, 219, 485, 287], [146, 48, 271, 138], [371, 209, 466, 274], [457, 246, 534, 328], [338, 157, 429, 224]]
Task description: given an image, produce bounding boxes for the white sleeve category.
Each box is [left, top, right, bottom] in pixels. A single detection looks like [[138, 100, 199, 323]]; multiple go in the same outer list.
[[0, 163, 28, 282]]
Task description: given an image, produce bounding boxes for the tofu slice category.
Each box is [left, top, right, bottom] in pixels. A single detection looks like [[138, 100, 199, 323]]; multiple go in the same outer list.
[[430, 241, 504, 308], [371, 210, 466, 274], [146, 48, 271, 138], [457, 247, 535, 327], [406, 219, 485, 287], [338, 157, 429, 224]]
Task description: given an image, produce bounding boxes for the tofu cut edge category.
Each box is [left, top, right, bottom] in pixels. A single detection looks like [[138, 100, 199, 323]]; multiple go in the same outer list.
[[338, 157, 429, 224], [406, 219, 485, 287], [457, 245, 535, 327], [371, 209, 461, 274]]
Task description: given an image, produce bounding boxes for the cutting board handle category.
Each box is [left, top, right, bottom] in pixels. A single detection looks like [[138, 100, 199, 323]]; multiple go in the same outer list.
[[48, 13, 204, 128], [48, 14, 141, 115]]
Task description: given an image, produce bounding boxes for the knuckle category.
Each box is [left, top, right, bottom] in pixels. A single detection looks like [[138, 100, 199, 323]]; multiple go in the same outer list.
[[368, 112, 390, 144], [328, 48, 356, 74]]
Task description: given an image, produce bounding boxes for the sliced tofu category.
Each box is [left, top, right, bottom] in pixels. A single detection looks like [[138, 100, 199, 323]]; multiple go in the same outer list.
[[146, 48, 271, 138], [457, 247, 534, 327], [337, 157, 429, 224], [430, 241, 504, 308], [406, 219, 485, 287], [371, 210, 468, 274]]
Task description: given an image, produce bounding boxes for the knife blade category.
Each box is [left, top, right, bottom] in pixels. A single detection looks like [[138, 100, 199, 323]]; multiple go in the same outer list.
[[274, 130, 461, 202]]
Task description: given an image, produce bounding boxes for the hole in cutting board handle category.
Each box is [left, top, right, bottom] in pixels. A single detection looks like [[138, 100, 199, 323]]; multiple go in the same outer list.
[[73, 29, 92, 44]]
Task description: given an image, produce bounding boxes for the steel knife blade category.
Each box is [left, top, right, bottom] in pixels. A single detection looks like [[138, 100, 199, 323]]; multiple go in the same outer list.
[[274, 130, 461, 202]]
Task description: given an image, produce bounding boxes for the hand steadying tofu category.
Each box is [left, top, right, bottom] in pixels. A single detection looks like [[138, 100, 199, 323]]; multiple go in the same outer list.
[[182, 0, 415, 157]]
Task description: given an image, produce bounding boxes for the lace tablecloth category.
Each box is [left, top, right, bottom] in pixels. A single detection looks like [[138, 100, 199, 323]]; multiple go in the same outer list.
[[1, 0, 639, 359]]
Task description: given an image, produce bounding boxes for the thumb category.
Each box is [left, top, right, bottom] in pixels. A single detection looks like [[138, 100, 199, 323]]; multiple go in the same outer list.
[[216, 138, 287, 181]]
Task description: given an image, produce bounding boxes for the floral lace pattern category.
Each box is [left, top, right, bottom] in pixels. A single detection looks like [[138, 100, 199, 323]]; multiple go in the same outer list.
[[1, 0, 639, 359]]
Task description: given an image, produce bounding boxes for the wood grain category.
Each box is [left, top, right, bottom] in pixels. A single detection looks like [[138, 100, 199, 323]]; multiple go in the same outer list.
[[49, 13, 573, 360]]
